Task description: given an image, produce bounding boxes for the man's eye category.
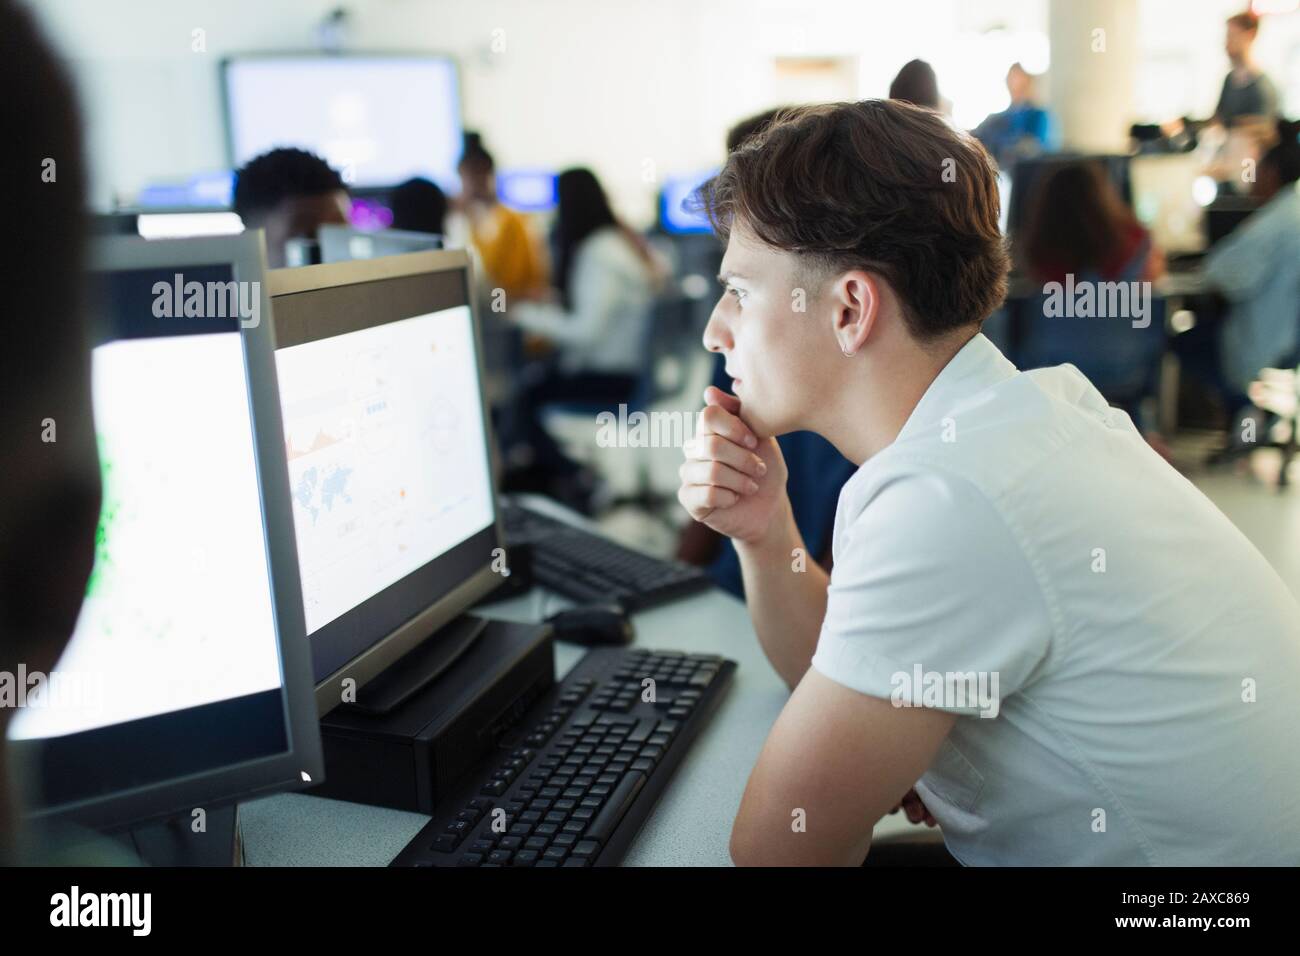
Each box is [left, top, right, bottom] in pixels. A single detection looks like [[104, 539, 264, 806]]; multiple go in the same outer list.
[[727, 286, 745, 302]]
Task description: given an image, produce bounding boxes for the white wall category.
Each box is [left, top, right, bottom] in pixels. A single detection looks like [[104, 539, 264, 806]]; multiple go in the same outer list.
[[30, 0, 1296, 221], [30, 0, 1051, 220]]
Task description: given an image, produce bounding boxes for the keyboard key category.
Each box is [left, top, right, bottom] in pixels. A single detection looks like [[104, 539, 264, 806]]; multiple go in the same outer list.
[[626, 719, 657, 744], [584, 772, 647, 845]]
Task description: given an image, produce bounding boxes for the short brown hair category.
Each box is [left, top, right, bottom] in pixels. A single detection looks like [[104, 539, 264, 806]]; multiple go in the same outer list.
[[698, 99, 1009, 340], [1227, 11, 1258, 32]]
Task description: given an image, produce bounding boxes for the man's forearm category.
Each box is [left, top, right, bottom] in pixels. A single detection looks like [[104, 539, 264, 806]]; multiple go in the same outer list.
[[734, 499, 830, 690]]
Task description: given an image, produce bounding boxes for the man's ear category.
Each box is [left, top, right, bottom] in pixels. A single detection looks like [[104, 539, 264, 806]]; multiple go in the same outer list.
[[830, 270, 881, 357]]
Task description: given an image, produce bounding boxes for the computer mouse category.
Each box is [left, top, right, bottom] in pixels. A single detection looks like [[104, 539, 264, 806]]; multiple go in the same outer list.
[[546, 605, 635, 646]]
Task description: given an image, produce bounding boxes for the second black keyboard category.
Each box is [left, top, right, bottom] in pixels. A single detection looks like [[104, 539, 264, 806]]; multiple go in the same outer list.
[[502, 502, 713, 610]]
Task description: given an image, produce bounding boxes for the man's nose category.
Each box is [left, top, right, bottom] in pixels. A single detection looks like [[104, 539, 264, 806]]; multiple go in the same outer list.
[[703, 301, 732, 353]]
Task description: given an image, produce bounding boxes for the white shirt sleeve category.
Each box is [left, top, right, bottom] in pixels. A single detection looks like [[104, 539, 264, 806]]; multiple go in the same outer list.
[[810, 468, 1053, 716], [510, 233, 629, 348]]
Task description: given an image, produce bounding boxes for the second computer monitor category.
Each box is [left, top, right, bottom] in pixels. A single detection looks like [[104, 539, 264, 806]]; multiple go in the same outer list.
[[318, 224, 442, 264], [267, 250, 502, 713]]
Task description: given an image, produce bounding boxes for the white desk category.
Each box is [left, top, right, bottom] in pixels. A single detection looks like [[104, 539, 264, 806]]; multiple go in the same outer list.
[[240, 504, 929, 865]]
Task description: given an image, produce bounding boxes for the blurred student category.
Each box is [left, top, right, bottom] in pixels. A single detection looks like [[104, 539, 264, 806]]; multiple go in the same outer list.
[[888, 59, 948, 116], [0, 0, 131, 865], [1015, 160, 1166, 423], [1214, 11, 1279, 131], [232, 147, 350, 268], [504, 168, 662, 500], [1195, 12, 1282, 191], [972, 63, 1054, 168], [1191, 134, 1300, 440], [680, 99, 1300, 866], [513, 168, 661, 377], [388, 176, 448, 235], [455, 132, 547, 300]]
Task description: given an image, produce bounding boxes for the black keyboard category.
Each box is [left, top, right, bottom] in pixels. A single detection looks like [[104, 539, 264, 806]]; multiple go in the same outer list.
[[391, 645, 736, 867], [502, 503, 713, 610]]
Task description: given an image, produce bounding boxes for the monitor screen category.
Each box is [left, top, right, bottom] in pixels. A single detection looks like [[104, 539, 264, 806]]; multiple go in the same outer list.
[[1006, 153, 1133, 236], [660, 170, 718, 235], [318, 225, 442, 263], [497, 170, 558, 213], [270, 255, 499, 686], [7, 241, 321, 824], [223, 55, 462, 191]]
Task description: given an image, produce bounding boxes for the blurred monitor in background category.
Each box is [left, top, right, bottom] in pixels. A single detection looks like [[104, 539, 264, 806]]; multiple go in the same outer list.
[[223, 54, 462, 192], [496, 170, 558, 214], [318, 224, 442, 263]]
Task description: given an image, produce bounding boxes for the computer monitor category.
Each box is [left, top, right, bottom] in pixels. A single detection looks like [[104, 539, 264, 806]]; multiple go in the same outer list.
[[135, 211, 245, 240], [318, 224, 443, 263], [137, 170, 236, 209], [266, 250, 503, 712], [1006, 153, 1133, 237], [497, 169, 558, 213], [222, 53, 463, 191], [1131, 152, 1208, 255], [659, 169, 719, 235], [6, 233, 323, 832]]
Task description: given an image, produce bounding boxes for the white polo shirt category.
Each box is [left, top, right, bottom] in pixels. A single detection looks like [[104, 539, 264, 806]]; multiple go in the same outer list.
[[809, 332, 1300, 865]]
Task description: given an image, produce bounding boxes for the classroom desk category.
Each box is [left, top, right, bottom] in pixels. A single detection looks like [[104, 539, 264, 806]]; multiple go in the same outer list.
[[239, 501, 931, 866]]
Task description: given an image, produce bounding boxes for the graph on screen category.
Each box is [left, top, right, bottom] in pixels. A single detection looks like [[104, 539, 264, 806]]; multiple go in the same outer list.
[[275, 305, 494, 634]]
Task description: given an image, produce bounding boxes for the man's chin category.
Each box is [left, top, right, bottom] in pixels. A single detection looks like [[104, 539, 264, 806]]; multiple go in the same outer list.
[[737, 403, 791, 442]]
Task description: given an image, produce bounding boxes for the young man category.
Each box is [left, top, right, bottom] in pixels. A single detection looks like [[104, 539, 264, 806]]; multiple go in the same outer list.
[[1214, 11, 1279, 131], [232, 147, 351, 268], [679, 99, 1300, 866]]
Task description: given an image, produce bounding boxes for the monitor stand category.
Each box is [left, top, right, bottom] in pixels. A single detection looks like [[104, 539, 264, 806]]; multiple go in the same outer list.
[[344, 614, 488, 716], [114, 804, 243, 866]]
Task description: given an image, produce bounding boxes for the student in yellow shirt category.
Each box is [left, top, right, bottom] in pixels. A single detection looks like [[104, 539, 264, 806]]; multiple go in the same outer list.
[[455, 132, 548, 300]]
